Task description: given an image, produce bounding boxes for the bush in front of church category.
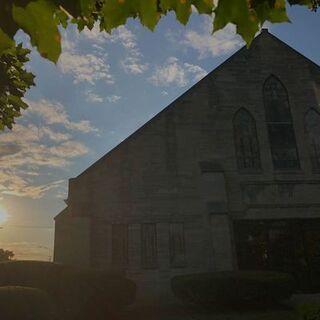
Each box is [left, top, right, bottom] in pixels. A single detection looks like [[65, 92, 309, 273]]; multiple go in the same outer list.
[[0, 286, 56, 320], [0, 261, 136, 320], [295, 301, 320, 320], [171, 270, 296, 309]]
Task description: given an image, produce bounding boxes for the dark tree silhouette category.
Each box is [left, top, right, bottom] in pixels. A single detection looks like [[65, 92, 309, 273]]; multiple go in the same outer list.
[[0, 248, 14, 261]]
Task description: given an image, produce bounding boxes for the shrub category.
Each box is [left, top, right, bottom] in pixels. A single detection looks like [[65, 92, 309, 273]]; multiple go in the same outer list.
[[0, 261, 136, 320], [0, 286, 56, 320], [296, 301, 320, 320], [171, 270, 296, 309]]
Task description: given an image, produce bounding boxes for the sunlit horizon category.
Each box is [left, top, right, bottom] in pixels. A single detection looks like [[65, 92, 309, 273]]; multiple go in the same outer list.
[[0, 206, 9, 225]]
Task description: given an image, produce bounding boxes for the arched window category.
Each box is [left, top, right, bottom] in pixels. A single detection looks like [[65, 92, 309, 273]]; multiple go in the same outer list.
[[263, 76, 299, 170], [233, 108, 261, 170], [305, 109, 320, 171]]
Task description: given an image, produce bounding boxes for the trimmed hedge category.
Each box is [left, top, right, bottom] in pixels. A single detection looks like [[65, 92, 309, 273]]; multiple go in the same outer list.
[[0, 261, 136, 320], [0, 286, 56, 320], [296, 301, 320, 320], [171, 270, 296, 308]]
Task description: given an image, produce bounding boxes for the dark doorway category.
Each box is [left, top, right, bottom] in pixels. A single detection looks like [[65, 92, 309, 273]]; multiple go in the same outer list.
[[234, 219, 320, 292]]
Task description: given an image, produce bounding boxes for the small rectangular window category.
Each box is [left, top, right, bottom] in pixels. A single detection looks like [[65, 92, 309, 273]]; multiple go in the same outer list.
[[112, 224, 128, 267], [169, 223, 186, 268], [141, 223, 157, 269]]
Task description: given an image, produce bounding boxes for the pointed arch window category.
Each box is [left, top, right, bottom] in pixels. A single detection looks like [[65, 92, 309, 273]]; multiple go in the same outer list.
[[233, 108, 261, 170], [305, 109, 320, 171], [263, 76, 299, 170]]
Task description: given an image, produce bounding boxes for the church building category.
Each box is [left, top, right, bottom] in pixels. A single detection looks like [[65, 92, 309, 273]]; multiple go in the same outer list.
[[54, 30, 320, 304]]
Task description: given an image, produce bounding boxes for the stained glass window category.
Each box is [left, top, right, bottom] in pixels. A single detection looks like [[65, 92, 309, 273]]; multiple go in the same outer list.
[[233, 108, 261, 170], [263, 76, 299, 170]]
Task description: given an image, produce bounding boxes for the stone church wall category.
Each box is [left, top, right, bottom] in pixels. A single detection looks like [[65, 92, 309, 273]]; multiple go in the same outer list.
[[54, 31, 320, 305]]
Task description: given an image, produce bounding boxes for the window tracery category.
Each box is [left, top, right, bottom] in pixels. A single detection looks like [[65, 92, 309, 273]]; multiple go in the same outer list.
[[233, 108, 261, 170], [263, 76, 299, 170]]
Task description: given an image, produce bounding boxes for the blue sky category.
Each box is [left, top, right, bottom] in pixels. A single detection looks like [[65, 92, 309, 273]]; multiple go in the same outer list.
[[0, 6, 319, 260]]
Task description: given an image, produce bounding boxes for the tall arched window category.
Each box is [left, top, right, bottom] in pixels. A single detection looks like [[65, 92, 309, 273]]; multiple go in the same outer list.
[[305, 109, 320, 171], [263, 76, 299, 170], [233, 108, 261, 170]]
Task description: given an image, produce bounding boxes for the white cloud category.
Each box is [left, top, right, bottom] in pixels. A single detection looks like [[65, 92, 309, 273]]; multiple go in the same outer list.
[[26, 99, 98, 133], [112, 27, 148, 74], [85, 91, 121, 104], [85, 91, 104, 103], [106, 95, 121, 103], [1, 178, 65, 199], [58, 26, 114, 85], [83, 25, 148, 75], [59, 52, 114, 84], [49, 141, 88, 158], [149, 57, 207, 87], [121, 56, 148, 74], [0, 99, 97, 199], [41, 127, 71, 142], [182, 17, 243, 58]]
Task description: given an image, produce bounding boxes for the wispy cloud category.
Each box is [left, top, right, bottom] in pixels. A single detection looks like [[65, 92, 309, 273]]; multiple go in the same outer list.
[[106, 95, 121, 103], [83, 25, 148, 75], [182, 17, 243, 58], [149, 57, 207, 87], [85, 90, 104, 103], [58, 27, 114, 85], [85, 91, 121, 104], [27, 99, 98, 133], [1, 178, 65, 199], [0, 99, 97, 199], [59, 52, 114, 84]]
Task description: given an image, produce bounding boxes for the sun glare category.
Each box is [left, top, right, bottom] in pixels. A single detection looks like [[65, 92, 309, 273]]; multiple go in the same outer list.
[[0, 207, 9, 225]]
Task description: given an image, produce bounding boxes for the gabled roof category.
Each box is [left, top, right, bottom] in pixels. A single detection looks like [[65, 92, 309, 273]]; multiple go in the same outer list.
[[76, 29, 319, 179], [54, 208, 68, 221]]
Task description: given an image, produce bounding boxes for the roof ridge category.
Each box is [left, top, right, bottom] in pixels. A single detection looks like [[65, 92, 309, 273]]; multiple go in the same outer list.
[[75, 30, 319, 179]]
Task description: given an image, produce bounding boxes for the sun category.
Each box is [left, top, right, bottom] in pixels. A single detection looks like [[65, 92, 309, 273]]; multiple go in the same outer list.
[[0, 207, 9, 225]]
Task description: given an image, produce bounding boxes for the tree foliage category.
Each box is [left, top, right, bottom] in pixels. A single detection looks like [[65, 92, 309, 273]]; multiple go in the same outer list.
[[0, 248, 14, 261], [0, 0, 319, 129]]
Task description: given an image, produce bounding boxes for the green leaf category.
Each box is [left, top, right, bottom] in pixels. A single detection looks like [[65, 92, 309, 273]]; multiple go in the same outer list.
[[0, 28, 15, 56], [102, 0, 134, 32], [137, 0, 159, 30], [0, 42, 34, 130], [80, 0, 97, 16], [12, 0, 61, 63], [254, 0, 290, 24], [102, 0, 159, 32], [192, 0, 215, 14], [8, 95, 28, 110], [55, 8, 69, 28], [214, 0, 259, 45], [160, 0, 193, 24]]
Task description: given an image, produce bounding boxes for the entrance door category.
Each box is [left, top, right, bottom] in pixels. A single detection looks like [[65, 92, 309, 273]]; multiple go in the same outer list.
[[234, 219, 320, 292]]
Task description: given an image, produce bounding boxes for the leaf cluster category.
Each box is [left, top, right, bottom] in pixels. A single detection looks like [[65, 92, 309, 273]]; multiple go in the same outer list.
[[0, 0, 318, 130], [0, 44, 34, 129]]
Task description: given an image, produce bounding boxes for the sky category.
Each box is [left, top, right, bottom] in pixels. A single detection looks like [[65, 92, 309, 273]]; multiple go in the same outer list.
[[0, 6, 319, 261]]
